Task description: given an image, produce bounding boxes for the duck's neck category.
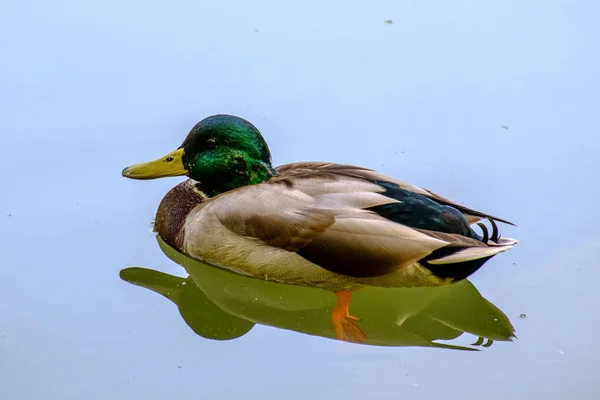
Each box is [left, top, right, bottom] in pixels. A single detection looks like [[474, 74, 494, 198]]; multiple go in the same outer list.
[[154, 180, 207, 249], [193, 156, 276, 197]]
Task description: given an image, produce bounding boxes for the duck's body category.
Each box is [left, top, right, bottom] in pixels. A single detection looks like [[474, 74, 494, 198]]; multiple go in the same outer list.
[[152, 161, 516, 290], [123, 114, 518, 342]]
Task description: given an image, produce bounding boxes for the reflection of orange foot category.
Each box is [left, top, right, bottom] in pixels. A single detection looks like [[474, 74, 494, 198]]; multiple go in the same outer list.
[[331, 290, 367, 343]]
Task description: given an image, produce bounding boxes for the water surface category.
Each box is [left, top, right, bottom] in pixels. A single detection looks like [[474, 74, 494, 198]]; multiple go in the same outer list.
[[1, 1, 598, 399]]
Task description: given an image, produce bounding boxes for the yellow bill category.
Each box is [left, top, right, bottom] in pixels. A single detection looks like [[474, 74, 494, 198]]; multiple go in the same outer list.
[[122, 148, 187, 180]]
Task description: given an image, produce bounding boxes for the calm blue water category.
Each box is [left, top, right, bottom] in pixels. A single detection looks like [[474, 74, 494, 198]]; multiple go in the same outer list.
[[1, 1, 599, 399]]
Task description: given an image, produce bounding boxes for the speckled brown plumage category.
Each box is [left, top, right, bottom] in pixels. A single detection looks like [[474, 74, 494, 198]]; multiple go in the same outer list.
[[154, 180, 207, 249]]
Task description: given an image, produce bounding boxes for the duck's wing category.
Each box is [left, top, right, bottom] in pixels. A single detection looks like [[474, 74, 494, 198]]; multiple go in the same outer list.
[[274, 162, 515, 226], [199, 167, 513, 278]]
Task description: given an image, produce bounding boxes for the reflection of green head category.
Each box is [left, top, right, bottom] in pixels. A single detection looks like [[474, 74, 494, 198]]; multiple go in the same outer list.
[[120, 267, 254, 340]]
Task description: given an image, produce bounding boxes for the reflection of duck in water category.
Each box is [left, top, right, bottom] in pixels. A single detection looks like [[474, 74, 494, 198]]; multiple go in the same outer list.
[[122, 114, 518, 342], [121, 237, 515, 349]]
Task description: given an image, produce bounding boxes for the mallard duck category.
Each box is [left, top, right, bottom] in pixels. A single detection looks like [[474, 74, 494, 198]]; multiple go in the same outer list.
[[122, 114, 518, 341]]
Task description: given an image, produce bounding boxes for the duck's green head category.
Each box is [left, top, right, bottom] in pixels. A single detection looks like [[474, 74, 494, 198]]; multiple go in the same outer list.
[[122, 114, 275, 196]]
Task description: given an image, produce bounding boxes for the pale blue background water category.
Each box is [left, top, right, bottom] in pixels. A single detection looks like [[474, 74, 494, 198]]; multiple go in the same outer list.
[[1, 1, 599, 399]]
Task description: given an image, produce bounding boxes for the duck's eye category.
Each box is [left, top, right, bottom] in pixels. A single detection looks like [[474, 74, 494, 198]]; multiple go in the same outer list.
[[206, 138, 217, 148], [165, 156, 174, 162]]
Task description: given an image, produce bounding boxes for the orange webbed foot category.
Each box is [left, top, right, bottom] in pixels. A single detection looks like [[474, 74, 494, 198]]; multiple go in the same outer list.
[[331, 290, 367, 343]]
